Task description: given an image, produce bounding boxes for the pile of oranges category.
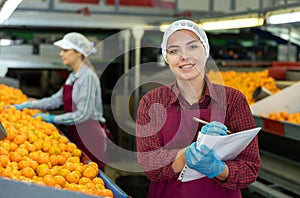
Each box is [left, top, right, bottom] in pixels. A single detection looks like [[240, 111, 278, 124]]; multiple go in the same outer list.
[[0, 84, 28, 106], [265, 111, 300, 124], [207, 69, 280, 104], [0, 84, 113, 198]]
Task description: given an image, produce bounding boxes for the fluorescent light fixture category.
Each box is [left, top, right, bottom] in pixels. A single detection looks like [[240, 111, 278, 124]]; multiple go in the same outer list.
[[0, 0, 23, 24], [266, 8, 300, 24], [199, 16, 264, 31], [159, 23, 169, 32], [0, 39, 12, 46]]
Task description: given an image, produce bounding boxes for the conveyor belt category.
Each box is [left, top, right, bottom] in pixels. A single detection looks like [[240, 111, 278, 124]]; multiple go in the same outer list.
[[248, 151, 300, 198]]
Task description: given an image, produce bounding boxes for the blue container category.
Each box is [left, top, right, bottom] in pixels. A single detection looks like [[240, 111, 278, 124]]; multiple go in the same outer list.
[[0, 170, 129, 198], [98, 170, 129, 198]]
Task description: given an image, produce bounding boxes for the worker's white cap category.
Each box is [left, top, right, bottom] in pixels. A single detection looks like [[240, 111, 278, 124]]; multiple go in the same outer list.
[[54, 32, 93, 57], [161, 19, 210, 63]]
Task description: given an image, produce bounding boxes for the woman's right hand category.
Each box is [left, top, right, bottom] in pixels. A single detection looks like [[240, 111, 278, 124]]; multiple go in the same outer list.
[[13, 102, 32, 110], [185, 143, 226, 178], [201, 121, 228, 136]]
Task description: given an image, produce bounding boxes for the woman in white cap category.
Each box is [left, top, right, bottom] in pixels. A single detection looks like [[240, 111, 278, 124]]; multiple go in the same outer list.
[[136, 20, 260, 197], [13, 32, 110, 171]]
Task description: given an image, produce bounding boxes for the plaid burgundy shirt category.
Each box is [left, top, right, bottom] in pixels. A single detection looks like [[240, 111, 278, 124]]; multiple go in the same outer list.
[[136, 77, 260, 192]]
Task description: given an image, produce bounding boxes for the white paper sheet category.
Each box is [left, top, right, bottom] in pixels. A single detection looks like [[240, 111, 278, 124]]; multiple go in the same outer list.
[[178, 127, 261, 182]]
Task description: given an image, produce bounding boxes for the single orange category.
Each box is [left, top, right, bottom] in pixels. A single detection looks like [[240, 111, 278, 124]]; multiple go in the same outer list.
[[26, 143, 36, 152], [87, 162, 98, 169], [18, 160, 31, 170], [36, 164, 49, 176], [49, 155, 59, 166], [33, 140, 44, 150], [96, 189, 113, 197], [28, 133, 38, 144], [78, 177, 91, 185], [72, 149, 82, 157], [30, 160, 39, 171], [74, 163, 84, 174], [0, 142, 11, 152], [82, 167, 98, 180], [9, 142, 18, 152], [65, 182, 80, 191], [51, 165, 62, 175], [67, 156, 80, 163], [43, 175, 56, 187], [66, 143, 77, 153], [20, 167, 36, 179], [63, 162, 76, 172], [42, 142, 51, 152], [57, 155, 67, 166], [58, 143, 67, 152], [15, 148, 29, 157], [28, 151, 39, 161], [58, 168, 70, 178], [94, 183, 105, 190], [92, 177, 104, 185], [13, 134, 26, 145], [0, 147, 9, 156], [0, 155, 9, 168], [6, 128, 17, 141], [61, 151, 72, 159], [37, 153, 49, 164], [37, 167, 49, 177], [9, 152, 23, 163], [53, 175, 66, 188], [59, 136, 69, 144], [66, 171, 80, 184], [48, 147, 61, 155]]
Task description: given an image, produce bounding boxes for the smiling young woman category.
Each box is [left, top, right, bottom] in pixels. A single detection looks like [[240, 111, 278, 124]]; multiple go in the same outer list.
[[136, 19, 260, 198]]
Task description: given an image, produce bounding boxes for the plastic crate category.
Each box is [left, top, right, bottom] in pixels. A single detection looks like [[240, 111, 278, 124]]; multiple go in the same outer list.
[[0, 177, 98, 198], [251, 82, 300, 141], [0, 169, 128, 198], [98, 170, 129, 198]]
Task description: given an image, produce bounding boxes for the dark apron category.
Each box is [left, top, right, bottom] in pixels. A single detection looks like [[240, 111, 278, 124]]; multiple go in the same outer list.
[[62, 82, 107, 171], [147, 103, 242, 198]]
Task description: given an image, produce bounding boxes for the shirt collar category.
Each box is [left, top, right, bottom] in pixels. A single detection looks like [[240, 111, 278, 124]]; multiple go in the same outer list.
[[74, 64, 88, 78], [168, 75, 220, 105]]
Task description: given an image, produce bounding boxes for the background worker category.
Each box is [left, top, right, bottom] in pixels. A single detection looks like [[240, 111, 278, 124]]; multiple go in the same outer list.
[[13, 32, 111, 171]]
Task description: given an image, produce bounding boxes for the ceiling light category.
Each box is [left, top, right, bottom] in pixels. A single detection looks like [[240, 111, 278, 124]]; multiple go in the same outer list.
[[266, 8, 300, 24], [199, 16, 264, 31], [159, 23, 169, 32], [0, 0, 23, 24]]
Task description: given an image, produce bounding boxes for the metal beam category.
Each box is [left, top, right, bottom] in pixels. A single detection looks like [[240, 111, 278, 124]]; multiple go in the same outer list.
[[248, 181, 293, 198]]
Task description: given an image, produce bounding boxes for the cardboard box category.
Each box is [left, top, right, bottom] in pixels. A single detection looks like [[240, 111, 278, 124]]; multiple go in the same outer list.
[[251, 82, 300, 141]]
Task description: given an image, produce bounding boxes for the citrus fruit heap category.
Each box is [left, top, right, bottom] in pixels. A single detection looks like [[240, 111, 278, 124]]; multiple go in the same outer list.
[[207, 69, 280, 104], [0, 84, 28, 106], [0, 84, 113, 198], [264, 111, 300, 124]]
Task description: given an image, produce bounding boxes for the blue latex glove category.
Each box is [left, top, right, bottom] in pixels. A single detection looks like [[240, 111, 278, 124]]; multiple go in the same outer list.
[[13, 102, 32, 110], [33, 113, 55, 123], [201, 121, 228, 136], [185, 142, 225, 178]]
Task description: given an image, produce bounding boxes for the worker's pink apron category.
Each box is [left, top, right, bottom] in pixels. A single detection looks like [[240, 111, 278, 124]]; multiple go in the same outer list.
[[147, 103, 242, 198], [62, 82, 107, 171]]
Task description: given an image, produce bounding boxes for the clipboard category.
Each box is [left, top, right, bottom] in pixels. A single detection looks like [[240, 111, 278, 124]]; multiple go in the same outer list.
[[178, 127, 261, 182]]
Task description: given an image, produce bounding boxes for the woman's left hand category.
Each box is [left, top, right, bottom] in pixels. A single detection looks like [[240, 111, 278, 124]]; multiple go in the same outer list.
[[33, 113, 55, 123]]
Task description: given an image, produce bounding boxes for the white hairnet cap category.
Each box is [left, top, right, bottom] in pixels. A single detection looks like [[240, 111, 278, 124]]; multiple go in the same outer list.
[[54, 32, 93, 57], [161, 19, 210, 63]]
